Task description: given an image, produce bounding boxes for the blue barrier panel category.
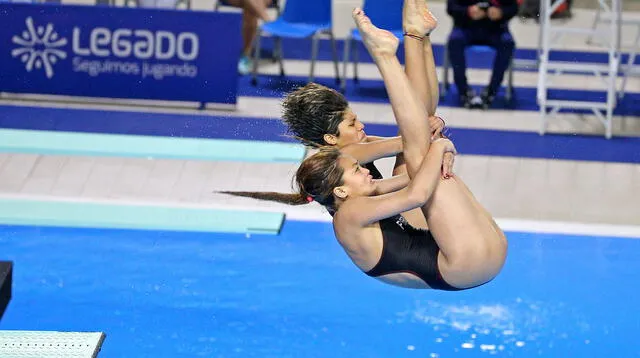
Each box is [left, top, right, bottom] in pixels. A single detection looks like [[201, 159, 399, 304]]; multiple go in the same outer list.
[[0, 3, 241, 106]]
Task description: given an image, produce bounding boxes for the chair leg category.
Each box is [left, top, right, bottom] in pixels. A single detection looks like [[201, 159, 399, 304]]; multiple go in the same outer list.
[[341, 37, 351, 92], [272, 36, 279, 63], [251, 28, 262, 86], [310, 34, 320, 83], [329, 32, 340, 85], [275, 37, 285, 75], [353, 41, 359, 83]]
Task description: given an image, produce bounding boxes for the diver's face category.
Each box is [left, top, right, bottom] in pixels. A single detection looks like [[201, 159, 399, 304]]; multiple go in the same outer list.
[[334, 155, 376, 200], [333, 108, 366, 147]]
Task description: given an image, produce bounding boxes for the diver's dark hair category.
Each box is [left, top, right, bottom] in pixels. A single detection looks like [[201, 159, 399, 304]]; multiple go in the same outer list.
[[282, 83, 349, 146]]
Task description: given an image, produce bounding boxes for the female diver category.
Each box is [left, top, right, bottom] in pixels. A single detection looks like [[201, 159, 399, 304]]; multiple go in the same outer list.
[[224, 0, 507, 290]]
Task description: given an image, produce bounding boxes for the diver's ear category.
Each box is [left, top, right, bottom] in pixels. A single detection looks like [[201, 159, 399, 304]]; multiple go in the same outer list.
[[333, 186, 349, 200], [323, 133, 338, 146]]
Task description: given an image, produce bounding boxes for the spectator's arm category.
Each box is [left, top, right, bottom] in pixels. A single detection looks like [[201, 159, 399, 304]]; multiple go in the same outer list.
[[447, 0, 470, 22], [500, 0, 519, 21]]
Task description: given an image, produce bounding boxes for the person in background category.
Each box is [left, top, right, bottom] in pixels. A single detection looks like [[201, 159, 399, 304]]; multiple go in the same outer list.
[[446, 0, 518, 109], [219, 0, 274, 75]]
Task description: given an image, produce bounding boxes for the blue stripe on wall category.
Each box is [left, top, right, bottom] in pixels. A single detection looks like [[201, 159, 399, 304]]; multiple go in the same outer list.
[[0, 105, 290, 141], [1, 105, 639, 163], [238, 74, 640, 116], [255, 37, 640, 71], [368, 124, 640, 164]]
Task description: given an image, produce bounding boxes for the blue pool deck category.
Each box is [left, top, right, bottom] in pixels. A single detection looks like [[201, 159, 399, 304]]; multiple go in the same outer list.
[[0, 219, 638, 357]]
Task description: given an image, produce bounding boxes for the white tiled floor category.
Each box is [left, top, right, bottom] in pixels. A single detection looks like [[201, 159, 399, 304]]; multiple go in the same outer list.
[[0, 3, 639, 233]]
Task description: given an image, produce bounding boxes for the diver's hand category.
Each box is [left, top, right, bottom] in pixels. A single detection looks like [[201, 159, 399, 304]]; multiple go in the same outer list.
[[432, 137, 456, 154], [432, 138, 456, 179], [429, 115, 446, 140], [442, 151, 455, 179]]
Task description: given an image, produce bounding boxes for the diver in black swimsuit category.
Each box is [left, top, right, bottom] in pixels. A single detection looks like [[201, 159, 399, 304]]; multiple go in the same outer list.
[[223, 0, 507, 290]]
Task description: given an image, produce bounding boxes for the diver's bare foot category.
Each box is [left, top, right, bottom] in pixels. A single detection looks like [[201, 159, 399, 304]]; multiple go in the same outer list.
[[403, 0, 438, 37], [352, 8, 399, 57]]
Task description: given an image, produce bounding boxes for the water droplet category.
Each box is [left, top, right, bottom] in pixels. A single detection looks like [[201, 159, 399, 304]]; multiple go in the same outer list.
[[480, 344, 496, 351]]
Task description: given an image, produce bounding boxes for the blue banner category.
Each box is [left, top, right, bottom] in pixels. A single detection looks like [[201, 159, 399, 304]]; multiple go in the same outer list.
[[0, 3, 241, 105]]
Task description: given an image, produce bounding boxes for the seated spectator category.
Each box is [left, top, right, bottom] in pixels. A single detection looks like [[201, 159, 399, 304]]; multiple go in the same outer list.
[[221, 0, 274, 75], [446, 0, 518, 108]]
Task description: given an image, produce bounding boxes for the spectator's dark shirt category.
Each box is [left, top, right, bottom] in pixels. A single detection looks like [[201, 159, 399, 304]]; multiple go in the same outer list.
[[447, 0, 519, 31]]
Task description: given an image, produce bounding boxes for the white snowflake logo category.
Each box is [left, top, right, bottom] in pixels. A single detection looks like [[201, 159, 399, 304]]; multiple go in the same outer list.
[[11, 17, 67, 79]]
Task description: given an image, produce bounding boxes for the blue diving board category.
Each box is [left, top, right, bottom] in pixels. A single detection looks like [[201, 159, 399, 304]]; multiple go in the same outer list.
[[0, 129, 306, 163], [0, 198, 285, 235]]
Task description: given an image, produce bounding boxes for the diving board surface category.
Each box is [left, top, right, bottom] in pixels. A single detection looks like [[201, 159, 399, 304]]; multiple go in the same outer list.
[[0, 198, 285, 235], [0, 129, 305, 163], [0, 330, 105, 358]]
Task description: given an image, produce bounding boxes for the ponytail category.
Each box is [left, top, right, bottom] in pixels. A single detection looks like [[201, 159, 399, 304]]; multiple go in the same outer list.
[[217, 146, 343, 213], [218, 191, 312, 206]]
